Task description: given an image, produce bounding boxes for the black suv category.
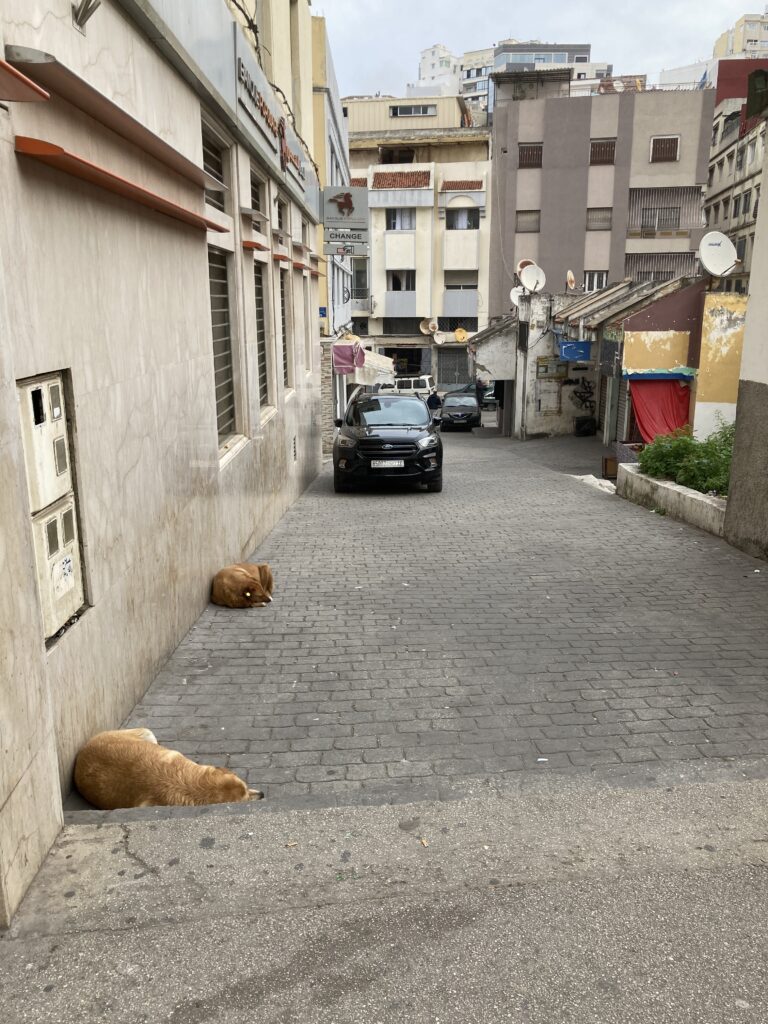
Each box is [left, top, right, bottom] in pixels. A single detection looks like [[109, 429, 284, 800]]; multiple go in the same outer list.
[[333, 393, 443, 493]]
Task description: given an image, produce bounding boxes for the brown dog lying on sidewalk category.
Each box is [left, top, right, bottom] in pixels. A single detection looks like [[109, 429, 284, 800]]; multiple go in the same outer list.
[[211, 563, 274, 608], [74, 728, 263, 809]]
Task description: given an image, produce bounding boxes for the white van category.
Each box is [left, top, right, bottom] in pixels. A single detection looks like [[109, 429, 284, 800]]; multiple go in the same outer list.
[[379, 375, 436, 397]]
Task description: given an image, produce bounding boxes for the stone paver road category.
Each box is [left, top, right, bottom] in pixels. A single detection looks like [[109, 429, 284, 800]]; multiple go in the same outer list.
[[119, 429, 768, 809]]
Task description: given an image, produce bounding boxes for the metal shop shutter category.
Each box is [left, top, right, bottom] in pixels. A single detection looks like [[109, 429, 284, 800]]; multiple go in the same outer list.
[[598, 374, 608, 428], [437, 348, 470, 389]]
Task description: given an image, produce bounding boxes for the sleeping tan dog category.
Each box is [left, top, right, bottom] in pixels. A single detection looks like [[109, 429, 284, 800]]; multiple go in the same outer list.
[[74, 728, 263, 809], [211, 563, 274, 608]]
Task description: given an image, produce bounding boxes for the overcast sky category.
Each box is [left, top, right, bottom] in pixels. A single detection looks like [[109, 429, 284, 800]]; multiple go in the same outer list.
[[313, 1, 754, 96]]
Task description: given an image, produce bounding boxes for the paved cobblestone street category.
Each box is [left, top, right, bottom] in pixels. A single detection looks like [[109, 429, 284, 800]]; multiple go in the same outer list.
[[122, 428, 768, 808]]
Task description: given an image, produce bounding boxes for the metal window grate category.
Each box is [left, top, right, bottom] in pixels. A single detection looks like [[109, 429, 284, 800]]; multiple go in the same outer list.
[[254, 262, 269, 406], [650, 136, 679, 163], [208, 249, 236, 441], [515, 209, 541, 233], [590, 139, 616, 165], [587, 207, 612, 230], [518, 143, 543, 168], [280, 272, 291, 388], [625, 251, 698, 280], [202, 129, 226, 212]]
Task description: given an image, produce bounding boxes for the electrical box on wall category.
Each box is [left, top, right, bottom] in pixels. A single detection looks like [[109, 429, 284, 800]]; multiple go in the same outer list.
[[30, 493, 84, 639], [17, 375, 73, 514]]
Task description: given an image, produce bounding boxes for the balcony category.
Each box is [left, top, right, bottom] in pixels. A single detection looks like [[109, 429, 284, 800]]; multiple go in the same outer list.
[[442, 289, 478, 317], [443, 229, 479, 270], [384, 291, 418, 317]]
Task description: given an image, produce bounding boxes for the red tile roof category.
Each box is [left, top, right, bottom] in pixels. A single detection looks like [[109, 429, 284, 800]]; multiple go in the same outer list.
[[372, 170, 431, 189], [350, 177, 367, 186], [440, 179, 483, 191]]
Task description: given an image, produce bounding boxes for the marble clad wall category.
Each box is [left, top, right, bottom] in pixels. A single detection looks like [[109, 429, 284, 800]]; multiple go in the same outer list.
[[0, 0, 321, 923]]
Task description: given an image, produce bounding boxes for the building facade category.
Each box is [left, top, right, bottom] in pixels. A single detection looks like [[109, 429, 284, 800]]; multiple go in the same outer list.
[[489, 70, 714, 313], [724, 117, 768, 560], [0, 0, 324, 924], [345, 95, 491, 388], [714, 13, 768, 58]]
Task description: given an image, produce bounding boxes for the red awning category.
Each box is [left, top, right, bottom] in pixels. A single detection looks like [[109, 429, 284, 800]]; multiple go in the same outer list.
[[243, 240, 269, 251], [630, 379, 690, 443]]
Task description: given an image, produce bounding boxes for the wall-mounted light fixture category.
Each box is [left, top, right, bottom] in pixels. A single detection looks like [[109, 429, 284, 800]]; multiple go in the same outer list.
[[72, 0, 101, 33]]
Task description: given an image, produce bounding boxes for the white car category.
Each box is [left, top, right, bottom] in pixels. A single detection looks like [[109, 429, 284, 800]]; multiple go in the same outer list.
[[378, 374, 437, 398]]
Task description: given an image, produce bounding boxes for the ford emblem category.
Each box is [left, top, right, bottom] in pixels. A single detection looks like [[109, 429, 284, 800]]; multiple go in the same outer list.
[[382, 443, 393, 449]]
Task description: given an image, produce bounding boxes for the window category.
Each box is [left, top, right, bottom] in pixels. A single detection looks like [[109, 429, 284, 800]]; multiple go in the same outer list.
[[31, 387, 45, 425], [736, 148, 745, 172], [711, 123, 719, 146], [276, 198, 288, 234], [446, 207, 480, 230], [352, 257, 368, 299], [62, 508, 75, 546], [253, 262, 270, 407], [383, 317, 423, 335], [249, 169, 264, 214], [202, 124, 226, 212], [641, 207, 681, 231], [387, 270, 416, 291], [755, 189, 760, 219], [650, 136, 680, 163], [386, 208, 415, 230], [279, 271, 292, 389], [516, 209, 541, 232], [518, 143, 543, 168], [584, 270, 608, 292], [736, 237, 747, 261], [748, 139, 757, 164], [53, 436, 68, 476], [437, 317, 478, 332], [712, 202, 720, 223], [586, 207, 612, 230], [381, 147, 415, 164], [444, 271, 478, 289], [46, 519, 59, 558], [208, 248, 236, 442], [389, 104, 437, 117], [718, 159, 725, 178], [722, 198, 730, 220], [351, 317, 369, 336], [707, 167, 714, 188], [743, 190, 752, 215], [590, 139, 616, 165], [303, 276, 311, 372], [733, 195, 741, 218]]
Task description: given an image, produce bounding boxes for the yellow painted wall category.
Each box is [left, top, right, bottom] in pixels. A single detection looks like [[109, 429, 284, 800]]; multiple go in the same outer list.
[[623, 330, 690, 372], [698, 294, 748, 403]]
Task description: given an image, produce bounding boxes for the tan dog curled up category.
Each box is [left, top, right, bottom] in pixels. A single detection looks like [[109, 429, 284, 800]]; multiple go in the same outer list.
[[74, 728, 263, 809], [211, 563, 274, 608]]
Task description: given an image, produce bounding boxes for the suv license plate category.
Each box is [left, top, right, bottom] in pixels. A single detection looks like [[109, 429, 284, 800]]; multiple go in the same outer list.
[[371, 459, 404, 468]]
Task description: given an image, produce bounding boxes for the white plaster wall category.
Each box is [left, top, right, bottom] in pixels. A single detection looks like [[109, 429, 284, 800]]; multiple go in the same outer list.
[[694, 401, 737, 440], [0, 0, 321, 922]]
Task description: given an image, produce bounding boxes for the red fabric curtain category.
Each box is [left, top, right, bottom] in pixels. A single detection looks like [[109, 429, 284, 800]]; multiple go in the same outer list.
[[630, 379, 690, 443]]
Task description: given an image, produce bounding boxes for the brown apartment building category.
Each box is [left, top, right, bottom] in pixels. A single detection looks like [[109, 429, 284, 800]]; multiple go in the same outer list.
[[488, 70, 715, 313]]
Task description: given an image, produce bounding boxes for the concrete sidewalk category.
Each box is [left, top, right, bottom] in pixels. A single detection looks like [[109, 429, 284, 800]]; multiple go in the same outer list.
[[71, 428, 768, 813], [5, 770, 768, 1023]]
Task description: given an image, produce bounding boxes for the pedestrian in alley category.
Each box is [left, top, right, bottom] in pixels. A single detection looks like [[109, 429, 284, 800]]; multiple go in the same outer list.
[[475, 378, 487, 409], [426, 389, 442, 416]]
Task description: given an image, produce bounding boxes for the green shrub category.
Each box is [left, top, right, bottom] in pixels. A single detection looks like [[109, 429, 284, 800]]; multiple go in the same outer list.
[[637, 419, 735, 496]]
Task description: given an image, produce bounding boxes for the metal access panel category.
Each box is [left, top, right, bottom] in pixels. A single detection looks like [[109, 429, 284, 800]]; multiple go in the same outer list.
[[31, 492, 84, 638], [437, 347, 470, 389], [17, 374, 72, 514]]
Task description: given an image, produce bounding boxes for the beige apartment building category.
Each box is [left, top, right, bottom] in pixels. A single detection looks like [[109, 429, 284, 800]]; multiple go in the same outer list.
[[714, 12, 768, 58], [345, 95, 490, 388], [0, 0, 324, 924], [488, 69, 714, 313], [705, 101, 765, 292]]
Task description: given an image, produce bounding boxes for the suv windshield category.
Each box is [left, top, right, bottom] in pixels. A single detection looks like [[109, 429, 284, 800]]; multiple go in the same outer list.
[[444, 395, 478, 408], [347, 396, 430, 427]]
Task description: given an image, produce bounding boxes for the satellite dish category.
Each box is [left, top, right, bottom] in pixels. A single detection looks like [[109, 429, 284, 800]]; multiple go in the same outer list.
[[419, 318, 432, 335], [516, 257, 535, 277], [519, 262, 547, 293], [699, 231, 739, 277], [433, 331, 447, 345], [509, 286, 525, 307], [613, 79, 625, 93], [566, 269, 576, 290], [428, 319, 439, 334], [454, 327, 468, 343]]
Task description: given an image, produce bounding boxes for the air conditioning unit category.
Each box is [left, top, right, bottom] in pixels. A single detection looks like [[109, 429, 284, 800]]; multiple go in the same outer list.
[[17, 374, 72, 514], [31, 492, 84, 639]]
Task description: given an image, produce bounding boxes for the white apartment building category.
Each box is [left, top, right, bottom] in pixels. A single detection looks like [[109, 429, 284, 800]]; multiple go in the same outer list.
[[0, 0, 324, 924], [345, 96, 490, 388]]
